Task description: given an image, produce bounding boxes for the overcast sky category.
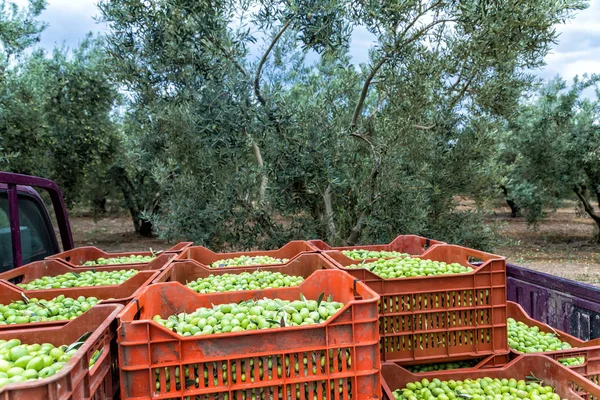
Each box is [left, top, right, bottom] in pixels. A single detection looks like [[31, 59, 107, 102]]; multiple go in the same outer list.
[[13, 0, 600, 82]]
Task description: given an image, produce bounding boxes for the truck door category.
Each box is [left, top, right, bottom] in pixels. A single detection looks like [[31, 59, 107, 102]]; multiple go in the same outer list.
[[0, 191, 60, 272]]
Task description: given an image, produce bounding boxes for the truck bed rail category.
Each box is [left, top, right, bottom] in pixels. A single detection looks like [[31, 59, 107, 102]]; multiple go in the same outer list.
[[507, 263, 600, 341]]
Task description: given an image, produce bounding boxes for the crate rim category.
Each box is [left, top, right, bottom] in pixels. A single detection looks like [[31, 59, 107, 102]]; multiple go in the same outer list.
[[0, 303, 123, 394]]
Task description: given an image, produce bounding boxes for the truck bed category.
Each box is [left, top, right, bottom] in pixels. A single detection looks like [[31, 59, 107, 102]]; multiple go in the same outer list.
[[508, 263, 600, 340]]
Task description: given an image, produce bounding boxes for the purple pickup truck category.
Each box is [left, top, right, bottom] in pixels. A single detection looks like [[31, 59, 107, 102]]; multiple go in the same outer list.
[[1, 171, 599, 343]]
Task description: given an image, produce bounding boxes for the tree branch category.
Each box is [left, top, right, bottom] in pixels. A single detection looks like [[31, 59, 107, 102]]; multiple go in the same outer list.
[[244, 127, 268, 205], [351, 17, 455, 131], [254, 20, 291, 107], [448, 70, 478, 110], [574, 186, 600, 223], [414, 124, 435, 130], [347, 211, 366, 245], [346, 5, 453, 243], [323, 184, 337, 242], [212, 38, 249, 78]]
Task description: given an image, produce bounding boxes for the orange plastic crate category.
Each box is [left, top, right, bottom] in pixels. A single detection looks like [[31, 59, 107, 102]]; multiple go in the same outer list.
[[175, 241, 318, 267], [381, 354, 600, 400], [117, 269, 381, 400], [508, 301, 600, 382], [0, 303, 122, 400], [323, 244, 508, 364], [308, 235, 445, 257], [154, 253, 338, 286], [0, 256, 174, 305], [46, 243, 187, 268]]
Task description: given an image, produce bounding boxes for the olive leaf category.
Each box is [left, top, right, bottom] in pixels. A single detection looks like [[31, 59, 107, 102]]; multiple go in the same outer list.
[[66, 341, 85, 353], [526, 372, 542, 382], [280, 316, 286, 327], [266, 319, 281, 325], [186, 379, 198, 388], [71, 271, 81, 278], [20, 292, 30, 304], [76, 331, 93, 343], [544, 323, 559, 337], [317, 292, 325, 308], [91, 268, 97, 273]]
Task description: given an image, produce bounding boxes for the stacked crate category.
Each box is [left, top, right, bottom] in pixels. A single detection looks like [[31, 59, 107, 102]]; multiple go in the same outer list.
[[12, 236, 600, 399], [0, 242, 190, 398], [117, 269, 381, 399], [313, 236, 600, 400]]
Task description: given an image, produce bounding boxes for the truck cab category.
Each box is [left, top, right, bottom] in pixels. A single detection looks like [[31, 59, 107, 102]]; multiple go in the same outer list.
[[0, 172, 73, 271]]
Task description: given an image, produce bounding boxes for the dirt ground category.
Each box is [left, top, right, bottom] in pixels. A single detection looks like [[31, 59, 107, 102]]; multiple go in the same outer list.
[[68, 205, 600, 284], [69, 214, 168, 252], [492, 205, 600, 284]]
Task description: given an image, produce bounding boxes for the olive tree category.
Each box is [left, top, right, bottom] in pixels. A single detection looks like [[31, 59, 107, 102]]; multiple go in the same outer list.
[[99, 0, 588, 249], [501, 76, 600, 241], [0, 0, 47, 171]]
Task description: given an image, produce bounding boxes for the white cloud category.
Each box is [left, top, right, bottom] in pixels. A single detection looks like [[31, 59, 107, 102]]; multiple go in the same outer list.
[[535, 0, 600, 81], [13, 0, 107, 51], [10, 0, 600, 83]]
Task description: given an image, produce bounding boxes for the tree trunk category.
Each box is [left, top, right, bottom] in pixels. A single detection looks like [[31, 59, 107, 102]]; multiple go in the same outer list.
[[500, 185, 520, 218], [323, 184, 337, 242], [111, 166, 153, 237], [573, 186, 600, 243], [251, 140, 268, 205], [346, 211, 366, 245], [138, 219, 153, 237]]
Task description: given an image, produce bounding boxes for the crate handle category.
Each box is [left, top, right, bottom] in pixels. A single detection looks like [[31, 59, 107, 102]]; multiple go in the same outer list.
[[133, 298, 142, 321], [88, 341, 110, 374], [352, 279, 364, 300]]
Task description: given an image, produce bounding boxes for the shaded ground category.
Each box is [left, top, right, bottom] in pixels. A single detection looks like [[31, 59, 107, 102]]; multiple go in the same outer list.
[[67, 204, 600, 283], [69, 214, 168, 252], [491, 204, 600, 284]]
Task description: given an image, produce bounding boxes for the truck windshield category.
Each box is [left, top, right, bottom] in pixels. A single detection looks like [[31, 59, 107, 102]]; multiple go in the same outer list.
[[0, 193, 57, 272]]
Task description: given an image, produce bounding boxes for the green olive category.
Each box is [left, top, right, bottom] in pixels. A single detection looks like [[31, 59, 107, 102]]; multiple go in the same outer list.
[[0, 296, 100, 325], [152, 296, 344, 336], [82, 255, 155, 266], [393, 377, 565, 400], [507, 318, 584, 366], [18, 270, 138, 290], [186, 271, 304, 293], [347, 257, 472, 278], [210, 256, 289, 268], [342, 249, 410, 260]]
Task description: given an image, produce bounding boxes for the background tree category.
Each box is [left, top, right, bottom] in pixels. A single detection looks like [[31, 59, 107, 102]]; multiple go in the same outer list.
[[501, 76, 600, 241], [0, 2, 120, 206], [0, 0, 48, 171]]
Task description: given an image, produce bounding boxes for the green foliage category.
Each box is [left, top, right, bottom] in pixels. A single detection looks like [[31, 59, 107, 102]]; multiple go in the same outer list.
[[1, 0, 592, 249], [97, 0, 586, 249], [0, 36, 120, 206], [0, 0, 46, 63], [501, 75, 600, 240]]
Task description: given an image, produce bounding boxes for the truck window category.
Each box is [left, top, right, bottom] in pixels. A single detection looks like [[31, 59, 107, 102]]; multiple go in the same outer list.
[[0, 193, 58, 272]]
